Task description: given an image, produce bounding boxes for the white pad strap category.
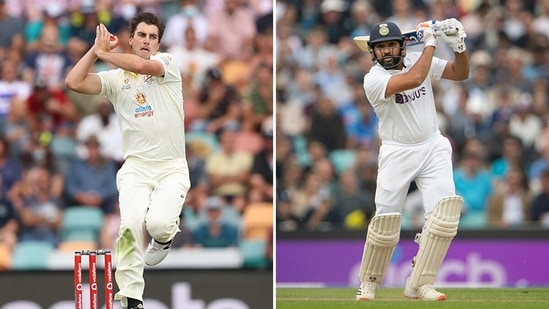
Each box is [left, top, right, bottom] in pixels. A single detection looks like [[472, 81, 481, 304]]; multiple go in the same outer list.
[[358, 213, 401, 284], [408, 195, 463, 288]]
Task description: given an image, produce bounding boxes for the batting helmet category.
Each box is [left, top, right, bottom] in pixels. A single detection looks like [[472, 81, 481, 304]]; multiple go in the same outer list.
[[368, 22, 404, 48]]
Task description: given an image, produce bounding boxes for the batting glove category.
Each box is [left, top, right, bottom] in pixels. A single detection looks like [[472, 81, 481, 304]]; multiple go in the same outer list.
[[416, 20, 437, 47], [438, 18, 467, 53]]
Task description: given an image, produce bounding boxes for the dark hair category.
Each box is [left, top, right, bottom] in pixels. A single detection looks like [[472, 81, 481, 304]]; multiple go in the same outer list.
[[128, 12, 165, 42]]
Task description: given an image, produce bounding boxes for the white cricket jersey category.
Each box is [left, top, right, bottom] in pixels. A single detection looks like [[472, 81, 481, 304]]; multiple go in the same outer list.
[[364, 52, 447, 144], [98, 52, 186, 161]]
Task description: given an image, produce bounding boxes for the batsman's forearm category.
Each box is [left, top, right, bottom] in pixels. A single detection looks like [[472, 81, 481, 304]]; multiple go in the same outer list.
[[452, 51, 470, 80], [410, 46, 436, 84]]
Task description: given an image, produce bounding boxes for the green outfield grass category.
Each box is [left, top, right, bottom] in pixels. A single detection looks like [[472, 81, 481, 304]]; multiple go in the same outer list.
[[277, 287, 549, 308]]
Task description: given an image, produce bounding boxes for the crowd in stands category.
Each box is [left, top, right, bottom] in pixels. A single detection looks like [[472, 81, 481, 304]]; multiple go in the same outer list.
[[275, 0, 549, 231], [0, 0, 273, 271]]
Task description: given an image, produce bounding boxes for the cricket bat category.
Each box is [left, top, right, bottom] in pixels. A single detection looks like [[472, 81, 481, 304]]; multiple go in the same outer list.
[[353, 22, 458, 51]]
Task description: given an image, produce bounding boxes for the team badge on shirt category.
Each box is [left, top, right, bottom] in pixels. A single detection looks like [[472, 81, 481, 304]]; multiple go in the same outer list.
[[135, 92, 147, 104]]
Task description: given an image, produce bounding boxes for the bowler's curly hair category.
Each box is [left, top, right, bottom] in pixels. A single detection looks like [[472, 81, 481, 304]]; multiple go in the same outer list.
[[128, 12, 165, 42]]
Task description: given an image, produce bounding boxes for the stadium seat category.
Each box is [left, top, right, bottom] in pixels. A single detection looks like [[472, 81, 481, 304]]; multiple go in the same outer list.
[[459, 211, 486, 229], [11, 241, 55, 270], [242, 203, 273, 240], [185, 131, 219, 155], [184, 203, 244, 235], [239, 239, 267, 269], [292, 135, 311, 167], [61, 206, 104, 243], [329, 149, 357, 174], [0, 243, 12, 271], [57, 240, 98, 253]]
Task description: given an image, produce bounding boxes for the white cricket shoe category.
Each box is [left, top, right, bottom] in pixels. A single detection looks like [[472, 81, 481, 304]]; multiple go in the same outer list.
[[355, 282, 379, 301], [403, 281, 446, 301], [144, 239, 172, 266]]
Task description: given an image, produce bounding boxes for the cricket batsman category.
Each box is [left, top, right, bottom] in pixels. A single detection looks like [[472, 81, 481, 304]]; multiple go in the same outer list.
[[353, 19, 469, 301]]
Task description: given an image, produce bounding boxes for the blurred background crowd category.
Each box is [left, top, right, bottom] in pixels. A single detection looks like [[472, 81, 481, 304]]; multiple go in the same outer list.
[[275, 0, 549, 232], [0, 0, 273, 270]]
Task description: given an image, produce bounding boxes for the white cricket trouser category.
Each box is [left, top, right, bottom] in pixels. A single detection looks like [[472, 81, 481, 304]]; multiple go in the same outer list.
[[113, 157, 190, 304], [375, 133, 455, 218]]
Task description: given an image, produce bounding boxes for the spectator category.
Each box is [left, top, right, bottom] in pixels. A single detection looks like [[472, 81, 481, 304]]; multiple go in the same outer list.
[[338, 82, 378, 149], [0, 179, 18, 252], [63, 135, 118, 214], [184, 139, 210, 214], [318, 0, 349, 45], [24, 4, 70, 52], [248, 118, 273, 203], [242, 62, 273, 131], [386, 0, 418, 32], [286, 170, 335, 230], [16, 165, 63, 246], [205, 0, 257, 90], [193, 196, 239, 248], [532, 0, 549, 41], [453, 143, 493, 223], [276, 189, 299, 231], [0, 136, 22, 200], [22, 25, 73, 90], [167, 26, 220, 89], [66, 2, 113, 60], [3, 94, 32, 160], [193, 68, 241, 133], [529, 129, 549, 193], [307, 94, 347, 152], [0, 58, 32, 135], [501, 0, 528, 47], [348, 0, 378, 38], [250, 0, 273, 33], [205, 0, 256, 62], [530, 168, 549, 226], [75, 99, 123, 165], [9, 134, 66, 216], [205, 127, 253, 212], [274, 131, 294, 186], [162, 0, 209, 49], [293, 26, 336, 71], [25, 78, 78, 135], [248, 27, 274, 73], [486, 164, 531, 228], [0, 0, 25, 58], [332, 168, 375, 230], [490, 135, 525, 187], [508, 94, 542, 158], [313, 50, 352, 107]]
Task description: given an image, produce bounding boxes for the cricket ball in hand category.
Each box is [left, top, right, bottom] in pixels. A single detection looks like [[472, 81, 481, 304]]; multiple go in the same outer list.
[[109, 35, 120, 49]]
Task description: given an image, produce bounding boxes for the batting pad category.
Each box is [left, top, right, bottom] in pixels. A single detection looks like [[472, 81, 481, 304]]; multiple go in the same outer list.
[[407, 195, 463, 288], [358, 213, 401, 284]]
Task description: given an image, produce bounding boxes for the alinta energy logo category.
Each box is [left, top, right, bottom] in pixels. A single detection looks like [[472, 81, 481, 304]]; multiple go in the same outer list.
[[134, 92, 154, 118]]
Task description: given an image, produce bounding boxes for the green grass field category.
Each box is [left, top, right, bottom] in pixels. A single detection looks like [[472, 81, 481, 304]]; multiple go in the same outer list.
[[277, 288, 549, 308]]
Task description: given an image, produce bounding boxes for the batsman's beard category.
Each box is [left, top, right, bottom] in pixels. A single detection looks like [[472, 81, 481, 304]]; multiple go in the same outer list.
[[377, 54, 403, 69]]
